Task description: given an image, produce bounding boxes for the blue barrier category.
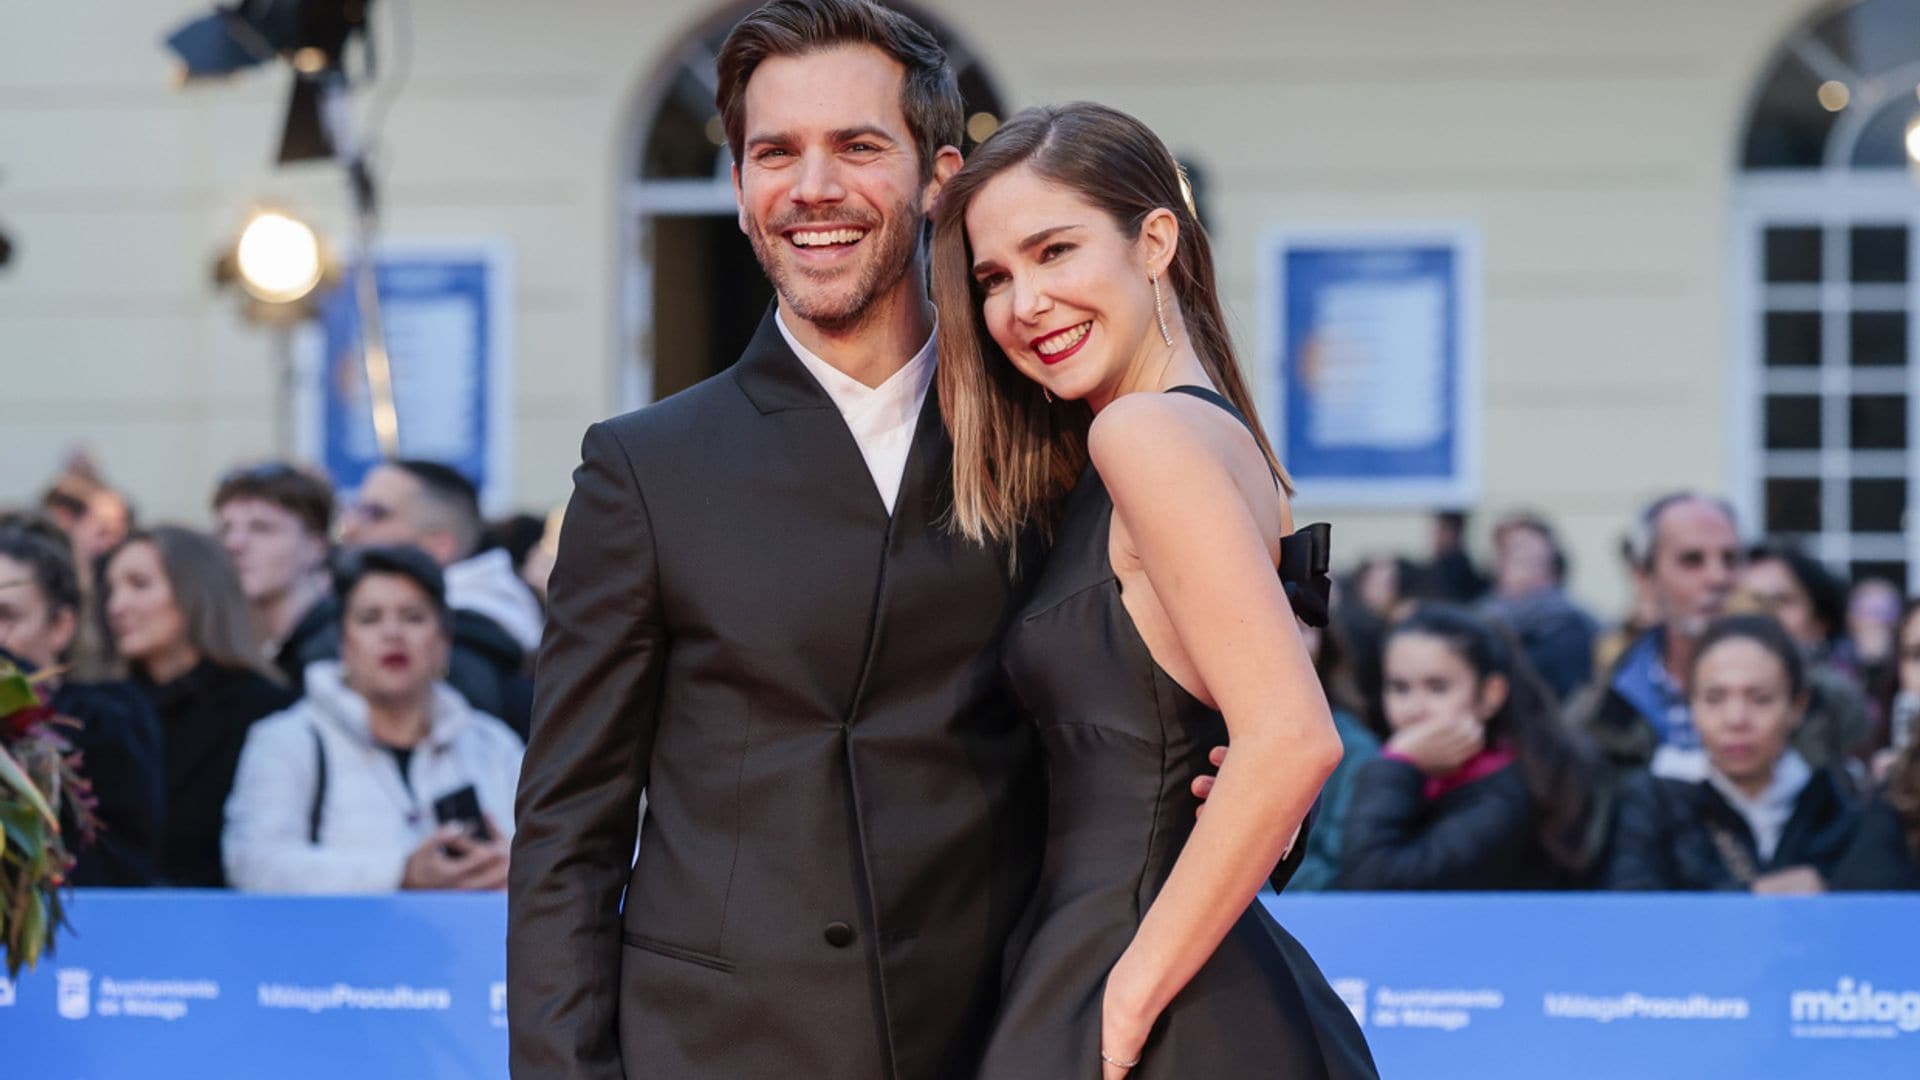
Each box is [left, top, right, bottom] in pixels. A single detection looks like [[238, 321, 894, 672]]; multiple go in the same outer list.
[[1, 891, 1916, 1077]]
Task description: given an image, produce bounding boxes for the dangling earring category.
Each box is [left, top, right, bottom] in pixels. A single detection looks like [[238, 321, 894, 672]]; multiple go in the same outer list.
[[1042, 386, 1054, 404], [1151, 274, 1174, 347]]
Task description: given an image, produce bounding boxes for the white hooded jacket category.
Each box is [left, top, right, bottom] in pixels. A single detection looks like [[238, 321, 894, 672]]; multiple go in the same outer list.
[[444, 547, 544, 654], [223, 661, 524, 893]]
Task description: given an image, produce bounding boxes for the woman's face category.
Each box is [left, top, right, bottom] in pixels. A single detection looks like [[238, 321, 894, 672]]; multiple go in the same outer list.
[[1898, 610, 1920, 696], [0, 553, 75, 671], [1382, 633, 1498, 734], [104, 540, 189, 667], [1691, 636, 1802, 786], [1740, 558, 1823, 647], [964, 165, 1164, 408], [339, 573, 448, 704]]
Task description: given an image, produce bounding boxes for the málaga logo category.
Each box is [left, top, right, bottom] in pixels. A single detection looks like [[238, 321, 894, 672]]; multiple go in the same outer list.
[[56, 969, 90, 1021], [1789, 977, 1920, 1039]]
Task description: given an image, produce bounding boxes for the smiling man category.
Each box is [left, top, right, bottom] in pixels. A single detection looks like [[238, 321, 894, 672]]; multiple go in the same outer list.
[[506, 3, 1044, 1079]]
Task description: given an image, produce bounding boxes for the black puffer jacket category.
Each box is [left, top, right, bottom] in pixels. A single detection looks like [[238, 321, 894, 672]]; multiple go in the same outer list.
[[1334, 757, 1576, 890], [1828, 795, 1920, 891], [1604, 767, 1857, 891]]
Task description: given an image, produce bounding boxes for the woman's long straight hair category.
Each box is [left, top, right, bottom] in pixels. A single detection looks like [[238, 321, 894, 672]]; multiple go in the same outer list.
[[931, 102, 1289, 549], [102, 525, 282, 684]]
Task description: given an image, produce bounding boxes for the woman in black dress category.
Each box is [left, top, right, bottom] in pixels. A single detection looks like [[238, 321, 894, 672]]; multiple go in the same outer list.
[[931, 102, 1377, 1079]]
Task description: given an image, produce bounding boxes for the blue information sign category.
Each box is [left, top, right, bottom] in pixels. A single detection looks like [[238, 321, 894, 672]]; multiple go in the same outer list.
[[1261, 225, 1482, 506], [300, 242, 514, 512]]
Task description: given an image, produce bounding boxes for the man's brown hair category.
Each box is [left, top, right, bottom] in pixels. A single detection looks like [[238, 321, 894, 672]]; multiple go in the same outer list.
[[716, 0, 963, 180], [212, 461, 334, 538]]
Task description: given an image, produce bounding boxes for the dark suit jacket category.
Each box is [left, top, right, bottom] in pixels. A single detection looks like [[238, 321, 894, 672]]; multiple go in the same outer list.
[[508, 311, 1042, 1080]]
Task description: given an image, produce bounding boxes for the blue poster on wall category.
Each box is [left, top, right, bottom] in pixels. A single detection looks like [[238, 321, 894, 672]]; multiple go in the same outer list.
[[298, 241, 515, 512], [1261, 225, 1482, 506]]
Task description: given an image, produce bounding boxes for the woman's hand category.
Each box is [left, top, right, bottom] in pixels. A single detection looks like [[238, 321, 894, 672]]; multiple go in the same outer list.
[[1100, 963, 1152, 1079], [1751, 866, 1825, 895], [1190, 745, 1228, 816], [401, 823, 510, 890], [1386, 714, 1484, 776]]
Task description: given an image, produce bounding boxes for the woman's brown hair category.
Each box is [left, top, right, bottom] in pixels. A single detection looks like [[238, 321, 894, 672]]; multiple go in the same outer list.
[[102, 525, 281, 684], [931, 102, 1288, 549]]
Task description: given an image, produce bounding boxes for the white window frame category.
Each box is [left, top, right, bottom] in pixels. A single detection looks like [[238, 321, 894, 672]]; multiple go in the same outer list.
[[1730, 175, 1920, 579]]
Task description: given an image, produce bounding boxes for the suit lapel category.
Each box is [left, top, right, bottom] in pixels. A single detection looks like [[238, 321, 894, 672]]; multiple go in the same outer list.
[[732, 307, 891, 524], [724, 307, 890, 715], [887, 378, 948, 535]]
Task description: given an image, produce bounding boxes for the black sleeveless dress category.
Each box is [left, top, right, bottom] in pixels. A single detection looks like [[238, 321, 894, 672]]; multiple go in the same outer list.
[[978, 387, 1377, 1079]]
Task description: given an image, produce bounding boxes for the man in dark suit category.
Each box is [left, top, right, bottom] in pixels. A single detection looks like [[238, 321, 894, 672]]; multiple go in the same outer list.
[[507, 3, 1043, 1077]]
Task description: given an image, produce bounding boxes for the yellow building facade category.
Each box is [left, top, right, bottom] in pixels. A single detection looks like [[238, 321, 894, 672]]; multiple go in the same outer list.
[[4, 0, 1914, 607]]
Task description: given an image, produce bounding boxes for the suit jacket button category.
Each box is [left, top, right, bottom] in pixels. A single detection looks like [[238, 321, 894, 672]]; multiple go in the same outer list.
[[824, 921, 855, 948]]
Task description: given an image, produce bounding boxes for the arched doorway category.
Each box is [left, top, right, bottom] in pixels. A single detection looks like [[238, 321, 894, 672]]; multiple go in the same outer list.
[[618, 3, 1008, 409], [1732, 0, 1920, 591]]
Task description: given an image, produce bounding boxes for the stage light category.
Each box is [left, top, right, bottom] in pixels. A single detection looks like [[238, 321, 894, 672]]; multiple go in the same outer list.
[[163, 8, 276, 80], [292, 47, 329, 74], [1907, 117, 1920, 166], [163, 2, 375, 164], [235, 211, 324, 303], [1817, 80, 1850, 112], [966, 111, 1000, 144], [277, 73, 340, 163]]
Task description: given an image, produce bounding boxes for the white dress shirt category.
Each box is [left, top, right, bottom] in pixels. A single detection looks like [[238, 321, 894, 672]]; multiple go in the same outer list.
[[776, 310, 935, 515]]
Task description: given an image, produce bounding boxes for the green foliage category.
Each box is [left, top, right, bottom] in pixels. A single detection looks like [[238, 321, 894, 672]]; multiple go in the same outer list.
[[0, 659, 89, 980]]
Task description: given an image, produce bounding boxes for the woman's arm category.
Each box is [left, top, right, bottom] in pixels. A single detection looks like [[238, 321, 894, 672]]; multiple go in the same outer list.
[[1089, 396, 1343, 1068]]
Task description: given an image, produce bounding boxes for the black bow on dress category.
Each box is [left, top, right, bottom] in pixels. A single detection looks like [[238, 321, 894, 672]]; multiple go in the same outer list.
[[1279, 522, 1333, 629]]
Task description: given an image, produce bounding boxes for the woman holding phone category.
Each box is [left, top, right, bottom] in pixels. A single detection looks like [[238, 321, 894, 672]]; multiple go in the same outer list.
[[223, 545, 524, 893]]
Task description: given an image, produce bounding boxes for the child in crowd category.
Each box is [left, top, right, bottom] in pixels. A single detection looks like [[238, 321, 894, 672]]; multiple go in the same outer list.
[[1335, 605, 1599, 890]]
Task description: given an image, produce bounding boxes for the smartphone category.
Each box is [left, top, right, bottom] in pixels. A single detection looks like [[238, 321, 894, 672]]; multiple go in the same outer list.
[[431, 785, 494, 843]]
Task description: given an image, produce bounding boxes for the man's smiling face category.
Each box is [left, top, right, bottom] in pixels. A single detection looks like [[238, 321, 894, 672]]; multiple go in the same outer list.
[[734, 44, 933, 333]]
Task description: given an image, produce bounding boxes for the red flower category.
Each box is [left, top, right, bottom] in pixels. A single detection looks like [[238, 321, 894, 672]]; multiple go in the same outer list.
[[4, 702, 55, 740]]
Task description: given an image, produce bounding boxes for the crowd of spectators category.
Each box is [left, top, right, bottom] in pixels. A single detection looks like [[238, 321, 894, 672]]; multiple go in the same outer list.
[[1298, 497, 1920, 894], [3, 453, 1916, 897], [1, 454, 555, 894]]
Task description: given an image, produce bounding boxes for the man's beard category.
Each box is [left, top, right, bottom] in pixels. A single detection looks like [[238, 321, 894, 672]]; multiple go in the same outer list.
[[747, 194, 923, 334]]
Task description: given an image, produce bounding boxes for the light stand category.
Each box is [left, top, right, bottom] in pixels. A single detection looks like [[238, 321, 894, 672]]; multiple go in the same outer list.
[[313, 76, 400, 458]]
